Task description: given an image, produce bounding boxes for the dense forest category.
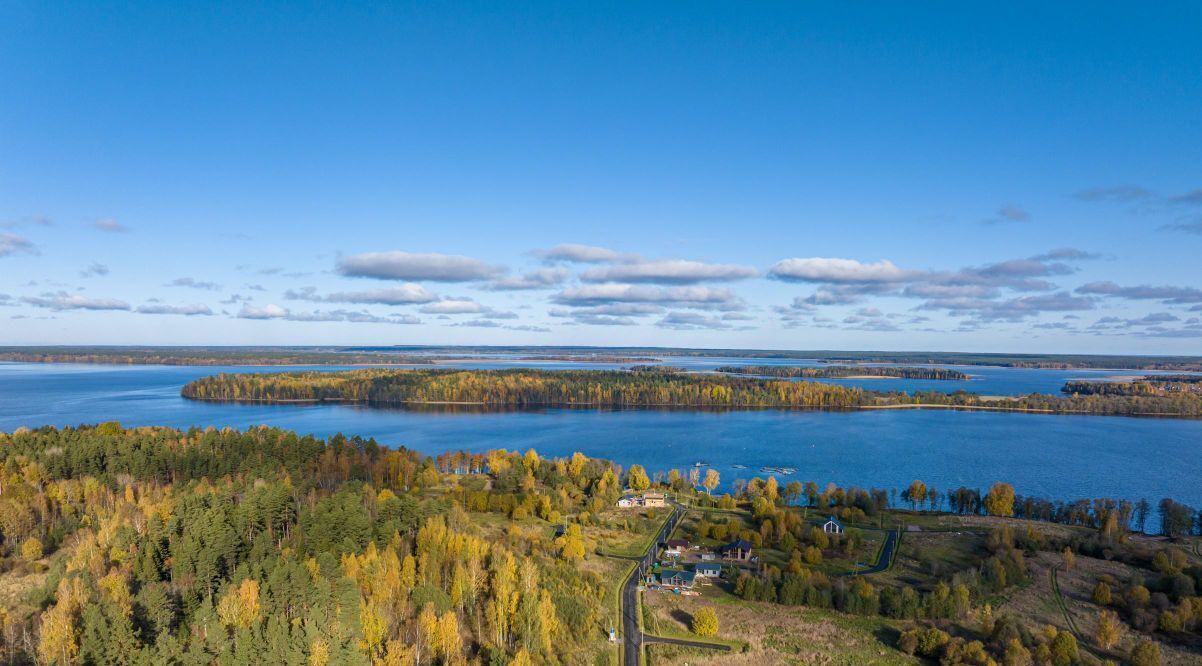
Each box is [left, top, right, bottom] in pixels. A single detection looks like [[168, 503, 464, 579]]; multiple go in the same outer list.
[[1064, 377, 1202, 397], [715, 365, 970, 380], [0, 347, 434, 366], [181, 369, 1202, 417], [0, 424, 629, 665], [180, 369, 869, 409]]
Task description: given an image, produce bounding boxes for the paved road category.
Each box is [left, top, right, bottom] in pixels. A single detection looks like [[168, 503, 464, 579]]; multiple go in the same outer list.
[[841, 527, 899, 576], [621, 503, 683, 666]]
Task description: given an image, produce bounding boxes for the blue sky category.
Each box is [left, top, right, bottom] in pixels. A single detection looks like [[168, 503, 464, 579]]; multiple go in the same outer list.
[[2, 2, 1200, 352]]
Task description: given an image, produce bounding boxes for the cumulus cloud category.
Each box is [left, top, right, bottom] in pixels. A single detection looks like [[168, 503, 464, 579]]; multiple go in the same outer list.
[[418, 298, 489, 314], [983, 205, 1031, 225], [22, 292, 131, 311], [93, 219, 128, 233], [482, 266, 570, 290], [656, 311, 738, 330], [0, 233, 35, 258], [769, 258, 914, 284], [79, 262, 109, 278], [581, 260, 757, 284], [549, 308, 638, 326], [553, 284, 743, 310], [167, 277, 221, 291], [920, 292, 1095, 321], [337, 251, 506, 282], [286, 284, 439, 305], [535, 243, 631, 263], [1076, 281, 1202, 304], [136, 303, 214, 316], [237, 304, 289, 319], [1159, 220, 1202, 235], [237, 303, 419, 324]]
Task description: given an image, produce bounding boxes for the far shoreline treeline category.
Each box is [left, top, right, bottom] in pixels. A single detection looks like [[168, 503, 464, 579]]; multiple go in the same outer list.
[[180, 368, 1202, 418], [4, 345, 1202, 370], [715, 365, 971, 380]]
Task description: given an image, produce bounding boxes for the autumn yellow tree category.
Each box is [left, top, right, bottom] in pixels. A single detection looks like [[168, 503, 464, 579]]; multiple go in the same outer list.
[[691, 607, 718, 637], [1096, 609, 1121, 649], [217, 578, 261, 629], [984, 482, 1016, 517], [626, 465, 650, 492]]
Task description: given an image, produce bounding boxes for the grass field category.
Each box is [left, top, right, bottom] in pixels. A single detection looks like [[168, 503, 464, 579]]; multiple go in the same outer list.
[[643, 582, 918, 665]]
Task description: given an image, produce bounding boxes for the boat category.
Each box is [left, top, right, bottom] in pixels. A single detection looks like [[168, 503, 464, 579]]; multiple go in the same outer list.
[[693, 461, 710, 467], [731, 464, 748, 469]]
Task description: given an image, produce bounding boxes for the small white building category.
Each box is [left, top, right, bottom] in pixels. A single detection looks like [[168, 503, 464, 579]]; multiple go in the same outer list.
[[822, 516, 845, 535]]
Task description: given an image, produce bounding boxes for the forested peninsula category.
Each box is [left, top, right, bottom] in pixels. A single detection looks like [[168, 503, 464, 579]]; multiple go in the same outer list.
[[715, 365, 970, 380], [180, 369, 1202, 417]]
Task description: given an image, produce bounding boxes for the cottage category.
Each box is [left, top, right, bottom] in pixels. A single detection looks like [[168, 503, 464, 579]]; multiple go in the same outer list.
[[617, 497, 635, 508], [694, 562, 722, 578], [822, 516, 845, 535], [660, 569, 696, 588], [663, 539, 689, 557], [719, 539, 753, 562], [641, 492, 667, 508]]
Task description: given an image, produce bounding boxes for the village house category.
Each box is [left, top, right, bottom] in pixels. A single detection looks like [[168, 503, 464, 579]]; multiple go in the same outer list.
[[659, 569, 696, 589], [694, 562, 722, 578], [641, 491, 667, 508], [663, 539, 689, 557], [822, 516, 845, 535], [718, 538, 753, 562], [617, 491, 669, 509]]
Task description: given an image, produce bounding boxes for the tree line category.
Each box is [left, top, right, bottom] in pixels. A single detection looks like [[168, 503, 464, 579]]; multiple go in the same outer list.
[[181, 368, 1202, 417], [715, 365, 970, 380]]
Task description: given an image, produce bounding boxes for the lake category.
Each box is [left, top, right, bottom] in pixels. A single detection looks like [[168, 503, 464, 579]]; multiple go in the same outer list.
[[2, 360, 1201, 507]]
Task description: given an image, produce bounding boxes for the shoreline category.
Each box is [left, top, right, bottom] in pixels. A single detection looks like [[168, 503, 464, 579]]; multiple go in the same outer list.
[[178, 395, 1202, 419]]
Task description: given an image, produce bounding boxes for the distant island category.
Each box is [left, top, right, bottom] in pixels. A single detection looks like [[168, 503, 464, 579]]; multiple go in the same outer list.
[[181, 368, 1202, 417], [1064, 375, 1202, 397], [715, 365, 970, 380]]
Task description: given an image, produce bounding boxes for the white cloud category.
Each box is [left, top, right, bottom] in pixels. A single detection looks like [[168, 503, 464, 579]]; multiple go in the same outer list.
[[337, 251, 506, 281], [535, 243, 630, 263], [93, 219, 128, 233], [418, 298, 489, 314], [287, 284, 439, 305], [0, 233, 35, 258], [553, 284, 742, 309], [167, 277, 221, 291], [237, 303, 289, 319], [581, 260, 756, 284], [22, 292, 131, 311], [136, 303, 213, 316], [482, 266, 570, 290], [80, 262, 109, 278], [769, 258, 914, 284]]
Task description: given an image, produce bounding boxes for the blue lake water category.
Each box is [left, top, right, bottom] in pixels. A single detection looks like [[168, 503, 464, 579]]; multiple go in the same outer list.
[[1, 361, 1200, 507]]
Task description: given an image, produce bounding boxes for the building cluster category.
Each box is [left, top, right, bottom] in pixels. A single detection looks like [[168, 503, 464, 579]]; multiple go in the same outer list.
[[641, 537, 757, 592], [616, 491, 667, 508]]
